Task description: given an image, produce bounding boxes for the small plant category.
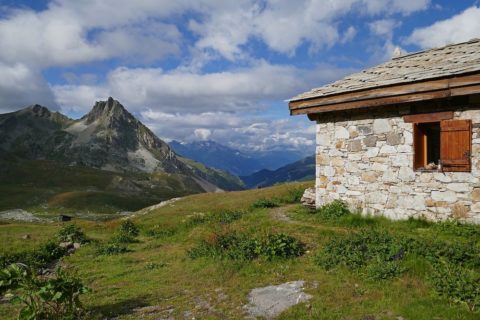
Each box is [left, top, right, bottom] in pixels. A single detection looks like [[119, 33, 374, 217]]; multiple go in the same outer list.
[[0, 241, 68, 270], [281, 187, 305, 204], [0, 263, 89, 319], [314, 230, 404, 272], [314, 200, 351, 221], [429, 261, 480, 312], [55, 224, 88, 244], [251, 198, 279, 209], [188, 232, 305, 261], [260, 233, 306, 260], [110, 232, 136, 244], [366, 258, 405, 280], [96, 242, 128, 255], [119, 220, 139, 238]]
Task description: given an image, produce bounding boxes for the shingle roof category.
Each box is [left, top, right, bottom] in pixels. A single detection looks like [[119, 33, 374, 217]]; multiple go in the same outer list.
[[290, 38, 480, 102]]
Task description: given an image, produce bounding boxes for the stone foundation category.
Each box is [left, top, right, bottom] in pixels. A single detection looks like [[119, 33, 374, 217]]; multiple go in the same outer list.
[[315, 106, 480, 223]]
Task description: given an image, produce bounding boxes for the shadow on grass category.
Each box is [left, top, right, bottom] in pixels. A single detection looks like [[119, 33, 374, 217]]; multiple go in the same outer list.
[[88, 296, 150, 318]]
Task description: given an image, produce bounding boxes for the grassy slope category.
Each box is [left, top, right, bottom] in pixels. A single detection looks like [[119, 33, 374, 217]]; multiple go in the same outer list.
[[1, 181, 479, 319], [0, 159, 204, 217]]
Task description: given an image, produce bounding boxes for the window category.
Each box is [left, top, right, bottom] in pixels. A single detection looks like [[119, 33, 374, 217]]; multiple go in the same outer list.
[[411, 118, 472, 172]]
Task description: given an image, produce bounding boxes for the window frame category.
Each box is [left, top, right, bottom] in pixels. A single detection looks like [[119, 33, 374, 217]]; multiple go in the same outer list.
[[404, 112, 472, 173]]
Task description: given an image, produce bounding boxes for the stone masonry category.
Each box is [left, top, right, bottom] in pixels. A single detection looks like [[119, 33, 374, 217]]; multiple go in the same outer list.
[[315, 105, 480, 223]]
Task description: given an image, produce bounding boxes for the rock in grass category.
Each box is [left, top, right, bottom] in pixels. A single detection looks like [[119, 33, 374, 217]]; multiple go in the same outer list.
[[244, 281, 312, 319]]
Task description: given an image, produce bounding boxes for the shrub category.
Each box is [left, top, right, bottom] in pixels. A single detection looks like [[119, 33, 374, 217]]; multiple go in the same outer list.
[[366, 259, 405, 281], [95, 242, 128, 255], [314, 230, 404, 271], [280, 187, 305, 204], [433, 220, 480, 238], [251, 198, 279, 209], [119, 220, 139, 238], [314, 200, 351, 221], [110, 232, 136, 244], [56, 224, 88, 244], [188, 232, 305, 261], [429, 261, 480, 312], [0, 241, 68, 270], [260, 233, 306, 260], [0, 263, 89, 319]]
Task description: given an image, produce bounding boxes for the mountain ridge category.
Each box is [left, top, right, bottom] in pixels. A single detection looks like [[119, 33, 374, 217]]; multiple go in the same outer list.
[[0, 98, 244, 192]]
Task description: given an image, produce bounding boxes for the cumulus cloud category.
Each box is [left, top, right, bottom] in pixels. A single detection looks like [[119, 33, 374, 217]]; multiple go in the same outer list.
[[0, 63, 56, 112], [53, 61, 352, 114], [406, 6, 480, 49], [0, 0, 432, 152]]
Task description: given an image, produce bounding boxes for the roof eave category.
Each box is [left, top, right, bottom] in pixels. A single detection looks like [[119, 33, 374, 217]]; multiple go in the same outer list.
[[289, 72, 480, 116]]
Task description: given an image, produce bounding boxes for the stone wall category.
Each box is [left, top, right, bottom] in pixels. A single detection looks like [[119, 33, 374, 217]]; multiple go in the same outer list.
[[315, 105, 480, 223]]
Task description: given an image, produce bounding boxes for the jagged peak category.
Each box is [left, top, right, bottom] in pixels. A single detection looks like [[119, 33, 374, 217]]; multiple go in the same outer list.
[[84, 97, 135, 124]]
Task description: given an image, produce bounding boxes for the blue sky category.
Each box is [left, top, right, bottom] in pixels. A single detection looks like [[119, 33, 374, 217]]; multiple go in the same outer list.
[[1, 0, 480, 154]]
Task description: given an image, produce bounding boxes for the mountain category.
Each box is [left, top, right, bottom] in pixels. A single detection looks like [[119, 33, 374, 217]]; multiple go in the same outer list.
[[0, 98, 244, 194], [241, 155, 315, 188], [169, 140, 308, 176]]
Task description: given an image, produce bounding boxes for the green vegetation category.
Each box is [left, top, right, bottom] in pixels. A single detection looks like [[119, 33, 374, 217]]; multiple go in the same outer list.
[[188, 232, 305, 261], [0, 181, 479, 319], [0, 159, 205, 218], [0, 264, 89, 320]]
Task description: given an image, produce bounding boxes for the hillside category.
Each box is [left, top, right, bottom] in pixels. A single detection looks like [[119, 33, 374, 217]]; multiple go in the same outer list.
[[0, 98, 243, 192], [0, 99, 244, 216], [241, 155, 315, 188], [1, 181, 479, 319], [170, 140, 307, 176]]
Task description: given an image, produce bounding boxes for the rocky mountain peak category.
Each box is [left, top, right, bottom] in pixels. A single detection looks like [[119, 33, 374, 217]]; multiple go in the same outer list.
[[23, 104, 52, 117], [84, 97, 134, 125]]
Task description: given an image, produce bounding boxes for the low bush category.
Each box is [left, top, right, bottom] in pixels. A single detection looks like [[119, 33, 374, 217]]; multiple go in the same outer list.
[[0, 241, 68, 270], [144, 227, 177, 238], [0, 263, 89, 319], [314, 230, 404, 271], [251, 198, 279, 209], [313, 200, 351, 221], [55, 224, 88, 244], [110, 232, 136, 244], [95, 242, 129, 255], [433, 220, 480, 238], [188, 232, 305, 261], [119, 220, 139, 238], [429, 261, 480, 312], [366, 259, 405, 280], [279, 187, 305, 204], [260, 233, 306, 260]]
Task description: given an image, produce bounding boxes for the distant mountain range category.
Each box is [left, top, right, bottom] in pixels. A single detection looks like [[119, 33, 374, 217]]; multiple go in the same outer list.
[[0, 98, 245, 214], [240, 155, 315, 188], [169, 140, 307, 176]]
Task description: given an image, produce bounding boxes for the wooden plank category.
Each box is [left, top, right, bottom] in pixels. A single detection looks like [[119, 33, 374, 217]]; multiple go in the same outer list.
[[289, 73, 480, 113], [290, 90, 451, 115], [440, 119, 471, 172], [289, 78, 450, 110], [403, 111, 453, 123]]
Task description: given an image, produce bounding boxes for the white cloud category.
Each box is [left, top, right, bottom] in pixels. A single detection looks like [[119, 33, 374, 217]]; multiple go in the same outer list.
[[53, 61, 351, 114], [0, 63, 56, 111], [369, 19, 400, 38], [406, 6, 480, 49], [194, 128, 212, 140]]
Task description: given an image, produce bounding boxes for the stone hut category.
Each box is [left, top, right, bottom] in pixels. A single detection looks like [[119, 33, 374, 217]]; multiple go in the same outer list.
[[289, 39, 480, 223]]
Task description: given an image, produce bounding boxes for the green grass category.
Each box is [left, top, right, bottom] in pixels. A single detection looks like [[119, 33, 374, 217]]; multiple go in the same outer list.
[[0, 159, 205, 217], [1, 181, 479, 319]]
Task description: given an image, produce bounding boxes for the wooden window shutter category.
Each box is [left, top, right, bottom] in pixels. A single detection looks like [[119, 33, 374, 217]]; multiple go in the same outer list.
[[440, 120, 472, 172], [413, 124, 426, 170]]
